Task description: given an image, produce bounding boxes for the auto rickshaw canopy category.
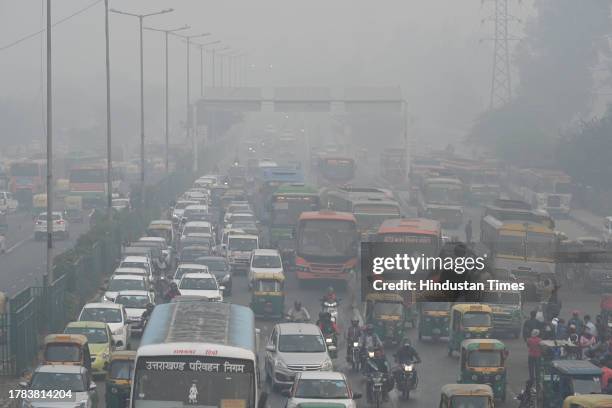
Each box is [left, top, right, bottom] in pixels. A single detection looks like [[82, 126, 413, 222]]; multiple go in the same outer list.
[[461, 338, 506, 352], [109, 350, 136, 362], [44, 333, 88, 347], [251, 270, 285, 282], [440, 383, 494, 397], [452, 304, 493, 314], [563, 395, 612, 408], [552, 359, 602, 376]]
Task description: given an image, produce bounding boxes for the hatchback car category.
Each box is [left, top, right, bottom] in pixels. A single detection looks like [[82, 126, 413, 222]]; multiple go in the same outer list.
[[193, 256, 232, 296], [34, 211, 69, 241], [64, 321, 113, 377], [113, 290, 154, 336], [265, 323, 333, 390], [78, 303, 130, 350], [20, 365, 98, 408], [172, 263, 210, 286], [178, 272, 223, 301], [119, 256, 153, 281], [283, 371, 361, 408], [103, 274, 149, 302]]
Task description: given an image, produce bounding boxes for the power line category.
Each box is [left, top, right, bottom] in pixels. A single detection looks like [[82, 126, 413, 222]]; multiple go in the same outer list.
[[0, 0, 103, 51]]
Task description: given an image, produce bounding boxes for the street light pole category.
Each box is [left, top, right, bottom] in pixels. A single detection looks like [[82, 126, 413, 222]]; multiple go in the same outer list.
[[144, 24, 189, 175], [110, 7, 173, 204], [45, 0, 54, 285], [104, 0, 112, 218], [211, 46, 230, 87], [194, 41, 221, 95]]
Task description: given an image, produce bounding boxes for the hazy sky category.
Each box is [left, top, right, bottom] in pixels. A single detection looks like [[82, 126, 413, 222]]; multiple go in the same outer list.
[[0, 0, 535, 147]]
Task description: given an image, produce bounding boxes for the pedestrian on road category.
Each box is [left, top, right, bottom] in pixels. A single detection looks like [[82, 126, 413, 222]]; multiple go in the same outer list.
[[464, 220, 472, 245], [555, 318, 568, 340], [527, 329, 542, 380], [523, 310, 542, 342], [568, 310, 584, 334]]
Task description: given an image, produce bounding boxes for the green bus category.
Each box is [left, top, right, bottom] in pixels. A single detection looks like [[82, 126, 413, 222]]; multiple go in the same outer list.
[[269, 184, 319, 259]]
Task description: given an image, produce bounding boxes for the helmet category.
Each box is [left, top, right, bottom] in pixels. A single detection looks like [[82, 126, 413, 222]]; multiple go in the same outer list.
[[146, 304, 154, 311], [327, 286, 334, 294], [319, 312, 325, 319], [402, 338, 412, 348], [351, 319, 359, 326], [170, 282, 178, 289]]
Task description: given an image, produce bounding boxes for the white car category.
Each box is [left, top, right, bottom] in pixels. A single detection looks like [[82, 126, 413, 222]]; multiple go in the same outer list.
[[178, 272, 223, 301], [172, 200, 199, 224], [114, 290, 154, 336], [112, 267, 151, 290], [103, 274, 148, 302], [224, 212, 257, 226], [283, 371, 361, 408], [111, 198, 131, 211], [182, 221, 213, 237], [21, 365, 97, 408], [227, 234, 259, 272], [172, 263, 210, 286], [78, 302, 130, 350], [249, 249, 284, 284], [34, 211, 68, 241], [0, 191, 18, 212], [139, 236, 172, 265], [119, 256, 153, 280]]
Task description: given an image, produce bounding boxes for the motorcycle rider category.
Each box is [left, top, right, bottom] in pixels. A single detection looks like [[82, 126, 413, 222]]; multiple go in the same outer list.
[[360, 324, 383, 369], [346, 319, 362, 362], [393, 339, 421, 386], [321, 286, 337, 303], [286, 301, 310, 322], [317, 312, 339, 336], [364, 347, 394, 403], [141, 303, 155, 328], [163, 282, 181, 302]]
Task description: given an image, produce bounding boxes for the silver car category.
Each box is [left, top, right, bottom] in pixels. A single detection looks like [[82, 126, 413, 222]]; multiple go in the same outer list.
[[20, 365, 98, 408], [265, 323, 333, 390]]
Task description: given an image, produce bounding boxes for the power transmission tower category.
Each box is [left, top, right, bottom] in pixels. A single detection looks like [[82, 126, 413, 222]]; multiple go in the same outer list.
[[483, 0, 519, 109]]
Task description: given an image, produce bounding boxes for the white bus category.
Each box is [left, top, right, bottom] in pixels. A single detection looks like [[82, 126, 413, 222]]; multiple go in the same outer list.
[[132, 301, 266, 408]]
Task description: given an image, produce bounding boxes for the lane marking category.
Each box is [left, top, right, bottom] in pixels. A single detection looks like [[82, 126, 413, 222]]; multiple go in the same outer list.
[[5, 234, 34, 254]]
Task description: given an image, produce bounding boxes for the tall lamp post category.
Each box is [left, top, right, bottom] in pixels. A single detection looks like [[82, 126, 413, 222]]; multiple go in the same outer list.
[[194, 40, 221, 96], [172, 32, 211, 173], [210, 46, 230, 87], [109, 7, 173, 204], [144, 24, 190, 175], [45, 0, 54, 284]]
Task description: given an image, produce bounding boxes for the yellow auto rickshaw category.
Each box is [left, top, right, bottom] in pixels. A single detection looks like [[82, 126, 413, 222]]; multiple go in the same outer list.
[[41, 334, 91, 370], [250, 271, 285, 318], [105, 351, 136, 408], [32, 193, 47, 216], [459, 339, 507, 401], [439, 384, 495, 408], [563, 395, 612, 408], [448, 304, 493, 356]]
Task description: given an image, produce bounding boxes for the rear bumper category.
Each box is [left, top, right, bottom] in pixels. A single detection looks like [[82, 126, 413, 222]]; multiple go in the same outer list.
[[296, 271, 349, 281]]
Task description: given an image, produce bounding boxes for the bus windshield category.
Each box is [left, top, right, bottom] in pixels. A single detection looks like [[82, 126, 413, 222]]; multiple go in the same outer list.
[[133, 357, 255, 408], [526, 232, 555, 259], [70, 168, 105, 183], [271, 196, 319, 226], [297, 219, 357, 258], [424, 185, 463, 205], [320, 160, 354, 181]]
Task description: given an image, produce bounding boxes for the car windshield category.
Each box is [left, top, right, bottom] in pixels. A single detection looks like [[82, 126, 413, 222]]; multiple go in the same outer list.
[[197, 259, 228, 271], [467, 351, 502, 367], [110, 360, 134, 380], [30, 372, 86, 392], [463, 312, 492, 327], [229, 238, 258, 251], [174, 267, 207, 280], [252, 255, 281, 268], [64, 327, 108, 344], [180, 277, 217, 290], [278, 334, 326, 353], [183, 226, 211, 235], [80, 308, 123, 323], [108, 279, 145, 291], [38, 214, 61, 221], [120, 262, 148, 271], [294, 379, 349, 399], [297, 220, 357, 258], [115, 295, 149, 309], [44, 344, 81, 362], [450, 396, 491, 408]]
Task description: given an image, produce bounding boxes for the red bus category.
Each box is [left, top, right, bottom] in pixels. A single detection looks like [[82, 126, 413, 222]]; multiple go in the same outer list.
[[294, 210, 359, 282]]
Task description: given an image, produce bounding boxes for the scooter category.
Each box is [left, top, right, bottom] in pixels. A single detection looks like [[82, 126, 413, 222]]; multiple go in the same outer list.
[[394, 362, 419, 400]]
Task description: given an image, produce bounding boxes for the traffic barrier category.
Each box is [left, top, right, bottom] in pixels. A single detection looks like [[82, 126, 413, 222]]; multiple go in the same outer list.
[[0, 169, 195, 376]]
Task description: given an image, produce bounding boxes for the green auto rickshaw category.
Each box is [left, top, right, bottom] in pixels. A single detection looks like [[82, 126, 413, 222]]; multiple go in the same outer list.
[[364, 292, 411, 346], [439, 384, 495, 408], [459, 339, 507, 401], [448, 304, 493, 356], [537, 340, 582, 390], [250, 271, 285, 318], [418, 301, 450, 340], [105, 350, 136, 408], [540, 360, 602, 408]]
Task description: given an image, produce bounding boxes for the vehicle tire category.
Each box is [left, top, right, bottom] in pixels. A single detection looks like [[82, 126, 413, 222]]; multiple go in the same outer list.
[[402, 389, 409, 400], [375, 392, 381, 408]]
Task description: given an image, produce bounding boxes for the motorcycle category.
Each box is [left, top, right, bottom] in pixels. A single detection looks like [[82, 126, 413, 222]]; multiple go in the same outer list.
[[323, 332, 338, 359], [321, 299, 340, 323], [516, 379, 536, 408], [348, 341, 360, 371], [367, 372, 386, 408], [394, 362, 418, 400]]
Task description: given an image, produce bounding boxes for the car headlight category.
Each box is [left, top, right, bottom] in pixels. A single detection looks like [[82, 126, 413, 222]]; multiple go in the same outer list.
[[275, 359, 287, 369], [113, 327, 124, 336], [321, 359, 333, 370]]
